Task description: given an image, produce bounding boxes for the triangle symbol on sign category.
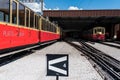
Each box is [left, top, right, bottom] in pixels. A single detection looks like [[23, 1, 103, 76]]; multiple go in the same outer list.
[[51, 61, 68, 70], [48, 56, 68, 75]]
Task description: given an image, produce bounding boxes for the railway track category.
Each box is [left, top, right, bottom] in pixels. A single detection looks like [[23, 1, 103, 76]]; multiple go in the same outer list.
[[0, 41, 57, 67], [66, 40, 120, 80], [112, 41, 120, 45]]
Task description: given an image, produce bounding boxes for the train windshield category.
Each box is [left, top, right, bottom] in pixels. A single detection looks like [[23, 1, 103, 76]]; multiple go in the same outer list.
[[97, 29, 101, 32], [94, 27, 105, 34], [97, 28, 105, 34]]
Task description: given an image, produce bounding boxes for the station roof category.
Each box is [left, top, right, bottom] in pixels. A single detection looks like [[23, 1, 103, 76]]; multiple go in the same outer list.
[[43, 10, 120, 32]]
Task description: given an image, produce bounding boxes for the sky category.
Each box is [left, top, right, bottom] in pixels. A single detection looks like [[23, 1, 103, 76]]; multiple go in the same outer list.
[[22, 0, 120, 12], [44, 0, 120, 10]]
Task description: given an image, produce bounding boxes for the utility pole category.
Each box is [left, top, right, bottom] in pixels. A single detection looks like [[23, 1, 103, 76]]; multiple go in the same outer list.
[[40, 0, 43, 14]]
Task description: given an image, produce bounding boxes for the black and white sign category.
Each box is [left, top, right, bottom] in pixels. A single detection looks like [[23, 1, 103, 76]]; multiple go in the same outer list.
[[47, 54, 69, 76]]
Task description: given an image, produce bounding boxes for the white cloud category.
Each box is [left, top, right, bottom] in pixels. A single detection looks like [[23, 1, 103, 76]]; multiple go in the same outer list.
[[23, 2, 47, 13], [46, 7, 60, 11], [68, 6, 83, 10], [79, 8, 83, 10], [23, 2, 60, 13], [53, 7, 59, 10]]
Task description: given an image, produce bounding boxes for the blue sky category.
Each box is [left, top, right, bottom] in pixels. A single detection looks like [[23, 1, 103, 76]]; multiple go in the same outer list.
[[44, 0, 120, 10]]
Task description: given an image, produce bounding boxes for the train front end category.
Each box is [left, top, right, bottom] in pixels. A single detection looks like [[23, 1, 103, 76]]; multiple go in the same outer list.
[[93, 27, 105, 41]]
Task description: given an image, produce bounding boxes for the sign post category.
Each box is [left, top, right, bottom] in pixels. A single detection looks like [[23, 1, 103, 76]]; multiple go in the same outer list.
[[47, 54, 69, 80], [56, 75, 59, 80]]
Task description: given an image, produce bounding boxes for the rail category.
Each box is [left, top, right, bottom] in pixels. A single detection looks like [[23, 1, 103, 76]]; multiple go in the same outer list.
[[65, 40, 120, 80]]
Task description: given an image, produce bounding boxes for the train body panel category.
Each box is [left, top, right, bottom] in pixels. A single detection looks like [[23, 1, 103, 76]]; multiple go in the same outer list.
[[0, 23, 39, 50], [39, 31, 60, 42], [92, 34, 105, 41]]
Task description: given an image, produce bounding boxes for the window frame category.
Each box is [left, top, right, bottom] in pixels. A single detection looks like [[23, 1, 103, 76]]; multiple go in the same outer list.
[[30, 10, 34, 28], [11, 0, 18, 25], [25, 8, 30, 27], [18, 2, 25, 26], [34, 14, 39, 29]]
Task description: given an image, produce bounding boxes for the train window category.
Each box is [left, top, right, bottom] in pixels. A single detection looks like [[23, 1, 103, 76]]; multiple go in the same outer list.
[[55, 27, 57, 33], [0, 0, 10, 22], [0, 12, 4, 21], [5, 14, 9, 22], [47, 22, 50, 31], [12, 1, 17, 24], [52, 26, 54, 32], [43, 20, 45, 30], [45, 21, 47, 31], [50, 24, 52, 32], [50, 24, 51, 31], [42, 19, 45, 30], [42, 19, 51, 31], [35, 15, 36, 28], [51, 24, 53, 32], [47, 22, 49, 31], [95, 29, 97, 34], [19, 3, 25, 26], [35, 15, 39, 29], [102, 29, 105, 34], [48, 22, 50, 31], [51, 25, 53, 32], [45, 21, 47, 30], [41, 19, 44, 30], [97, 29, 101, 32], [30, 11, 34, 28], [52, 26, 53, 32], [51, 24, 52, 32], [37, 16, 39, 29], [54, 27, 56, 32], [26, 9, 29, 27], [48, 23, 50, 31], [36, 15, 38, 29], [44, 20, 46, 30]]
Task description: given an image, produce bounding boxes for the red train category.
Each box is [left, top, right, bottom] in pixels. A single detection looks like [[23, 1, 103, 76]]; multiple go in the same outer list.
[[0, 0, 60, 52], [82, 27, 105, 41]]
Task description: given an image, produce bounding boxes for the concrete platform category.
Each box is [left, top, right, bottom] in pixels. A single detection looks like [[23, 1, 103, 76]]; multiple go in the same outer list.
[[0, 42, 103, 80], [87, 42, 120, 61], [103, 42, 120, 47]]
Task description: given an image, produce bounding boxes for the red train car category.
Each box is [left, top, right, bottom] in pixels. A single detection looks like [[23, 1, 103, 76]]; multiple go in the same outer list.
[[82, 27, 105, 41], [40, 17, 60, 42], [0, 0, 60, 52]]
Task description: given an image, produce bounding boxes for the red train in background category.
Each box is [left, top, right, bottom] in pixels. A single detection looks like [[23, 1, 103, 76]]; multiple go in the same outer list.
[[82, 27, 105, 41], [0, 0, 60, 52]]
